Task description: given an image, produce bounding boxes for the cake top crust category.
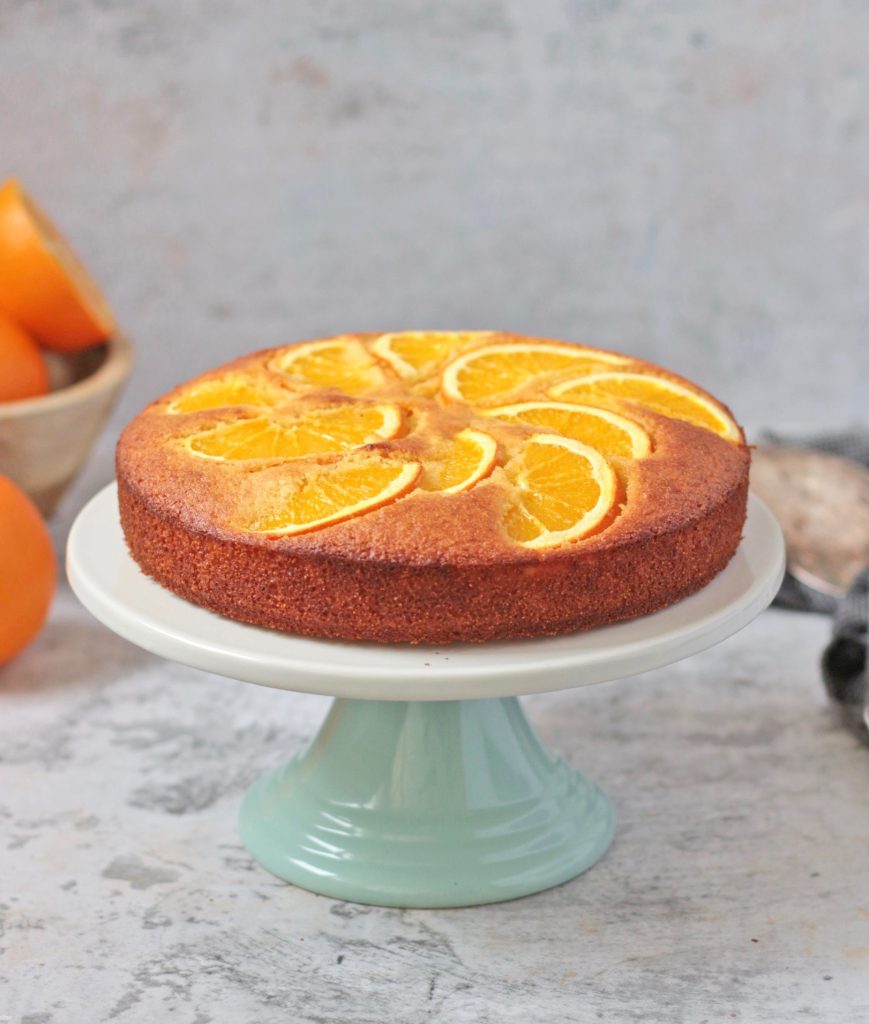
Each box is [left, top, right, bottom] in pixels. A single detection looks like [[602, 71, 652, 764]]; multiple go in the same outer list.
[[117, 332, 748, 567]]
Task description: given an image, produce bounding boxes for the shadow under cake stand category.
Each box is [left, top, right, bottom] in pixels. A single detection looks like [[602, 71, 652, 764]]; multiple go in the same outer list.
[[67, 485, 784, 908]]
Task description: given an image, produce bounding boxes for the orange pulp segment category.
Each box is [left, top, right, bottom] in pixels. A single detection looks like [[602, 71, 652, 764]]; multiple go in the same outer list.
[[0, 179, 115, 351], [418, 428, 498, 493], [269, 337, 386, 396], [484, 401, 650, 459], [247, 458, 421, 536], [501, 434, 617, 548], [440, 343, 628, 405], [550, 373, 741, 441], [184, 403, 403, 462]]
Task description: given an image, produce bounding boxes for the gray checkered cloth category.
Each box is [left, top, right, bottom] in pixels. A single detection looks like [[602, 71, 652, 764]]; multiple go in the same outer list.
[[761, 430, 868, 730]]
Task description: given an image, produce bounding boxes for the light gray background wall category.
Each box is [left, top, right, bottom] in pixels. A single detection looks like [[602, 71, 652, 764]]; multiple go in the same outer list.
[[1, 0, 867, 435]]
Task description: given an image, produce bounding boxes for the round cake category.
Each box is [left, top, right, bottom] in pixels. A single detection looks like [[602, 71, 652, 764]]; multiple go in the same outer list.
[[117, 332, 749, 644]]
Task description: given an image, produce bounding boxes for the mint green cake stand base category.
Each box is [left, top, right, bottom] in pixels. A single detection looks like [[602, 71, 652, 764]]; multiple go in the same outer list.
[[239, 697, 615, 907], [67, 486, 785, 908]]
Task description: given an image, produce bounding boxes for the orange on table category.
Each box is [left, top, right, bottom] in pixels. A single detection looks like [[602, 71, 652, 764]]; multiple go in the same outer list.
[[0, 474, 55, 664], [0, 179, 115, 351], [0, 313, 49, 402]]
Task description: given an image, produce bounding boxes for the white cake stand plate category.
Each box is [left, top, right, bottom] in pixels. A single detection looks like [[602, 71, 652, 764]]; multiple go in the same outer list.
[[67, 485, 784, 907]]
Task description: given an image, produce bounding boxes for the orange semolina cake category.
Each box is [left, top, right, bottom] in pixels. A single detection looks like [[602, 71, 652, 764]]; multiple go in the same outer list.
[[117, 332, 750, 644]]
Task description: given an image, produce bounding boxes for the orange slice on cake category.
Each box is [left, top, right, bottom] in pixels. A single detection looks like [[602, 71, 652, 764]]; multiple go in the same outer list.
[[167, 373, 295, 414], [371, 331, 492, 381], [183, 403, 403, 462], [269, 337, 386, 396], [246, 456, 421, 536], [483, 401, 650, 458], [501, 434, 618, 549], [550, 372, 740, 441], [418, 428, 498, 493], [440, 342, 628, 406]]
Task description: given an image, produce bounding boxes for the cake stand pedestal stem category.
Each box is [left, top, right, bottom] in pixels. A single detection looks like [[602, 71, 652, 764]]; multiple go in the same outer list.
[[239, 695, 615, 907]]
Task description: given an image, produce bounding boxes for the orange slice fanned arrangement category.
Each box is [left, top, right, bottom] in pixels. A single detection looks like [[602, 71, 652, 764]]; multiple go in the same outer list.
[[118, 331, 750, 644]]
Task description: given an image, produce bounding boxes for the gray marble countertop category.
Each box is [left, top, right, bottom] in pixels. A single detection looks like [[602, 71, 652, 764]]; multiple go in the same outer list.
[[2, 444, 868, 1024]]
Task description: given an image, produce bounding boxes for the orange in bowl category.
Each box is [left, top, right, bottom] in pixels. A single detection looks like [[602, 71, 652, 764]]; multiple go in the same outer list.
[[0, 179, 115, 352], [0, 313, 49, 402], [0, 474, 55, 664]]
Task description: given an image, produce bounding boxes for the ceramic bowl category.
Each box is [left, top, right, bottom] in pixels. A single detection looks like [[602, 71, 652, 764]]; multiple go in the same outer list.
[[0, 334, 133, 515]]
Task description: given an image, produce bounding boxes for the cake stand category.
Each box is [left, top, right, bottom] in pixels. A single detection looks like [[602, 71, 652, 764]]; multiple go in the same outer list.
[[67, 485, 784, 908]]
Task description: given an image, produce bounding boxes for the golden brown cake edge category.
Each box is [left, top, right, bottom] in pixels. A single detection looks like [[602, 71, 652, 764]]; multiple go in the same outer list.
[[117, 467, 748, 645]]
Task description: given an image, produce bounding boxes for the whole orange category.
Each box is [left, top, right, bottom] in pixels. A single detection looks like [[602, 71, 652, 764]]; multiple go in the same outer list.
[[0, 313, 49, 402], [0, 474, 55, 664]]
